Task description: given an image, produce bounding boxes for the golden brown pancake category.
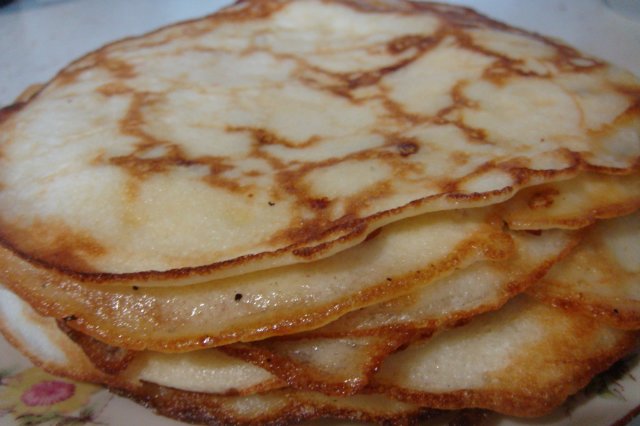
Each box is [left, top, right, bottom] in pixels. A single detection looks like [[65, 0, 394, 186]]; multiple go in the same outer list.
[[0, 0, 638, 287]]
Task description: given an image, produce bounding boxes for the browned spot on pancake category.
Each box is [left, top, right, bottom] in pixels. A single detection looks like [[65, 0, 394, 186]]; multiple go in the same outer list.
[[55, 54, 100, 86], [228, 125, 321, 150], [0, 104, 22, 161], [364, 226, 383, 242], [287, 217, 365, 258], [0, 103, 24, 127], [107, 94, 254, 194], [482, 61, 513, 85], [308, 197, 330, 210], [103, 57, 137, 79], [345, 179, 394, 215], [396, 140, 419, 157], [527, 188, 560, 210], [111, 151, 191, 177], [263, 140, 420, 251], [439, 179, 460, 193], [345, 70, 387, 89], [97, 81, 132, 96], [0, 219, 106, 273], [289, 28, 442, 101], [120, 91, 157, 136], [454, 122, 489, 143], [553, 46, 605, 73], [215, 0, 290, 21], [381, 97, 427, 125], [110, 141, 199, 178], [15, 84, 45, 103], [419, 2, 508, 30], [337, 0, 416, 13], [450, 151, 470, 166], [57, 320, 138, 375], [387, 34, 438, 55]]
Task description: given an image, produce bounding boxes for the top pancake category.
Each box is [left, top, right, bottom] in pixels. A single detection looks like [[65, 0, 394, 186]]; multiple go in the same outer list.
[[0, 0, 639, 285]]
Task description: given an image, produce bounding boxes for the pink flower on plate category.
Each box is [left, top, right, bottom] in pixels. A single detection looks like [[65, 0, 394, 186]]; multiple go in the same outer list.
[[20, 380, 76, 407], [0, 367, 102, 417]]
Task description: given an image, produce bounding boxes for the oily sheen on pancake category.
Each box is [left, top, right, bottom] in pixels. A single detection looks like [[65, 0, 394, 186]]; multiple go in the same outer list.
[[47, 226, 576, 397], [0, 0, 639, 286], [0, 288, 431, 425], [54, 226, 574, 396], [0, 208, 513, 351]]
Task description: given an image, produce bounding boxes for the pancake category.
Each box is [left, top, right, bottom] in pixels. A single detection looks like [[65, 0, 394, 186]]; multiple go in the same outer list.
[[222, 334, 411, 395], [2, 277, 638, 424], [50, 225, 574, 397], [501, 173, 640, 230], [113, 386, 432, 426], [56, 225, 573, 396], [1, 0, 640, 425], [0, 207, 514, 351], [0, 287, 109, 385], [128, 350, 286, 396], [372, 295, 639, 417], [0, 0, 638, 287], [0, 287, 430, 425], [57, 320, 287, 395], [300, 227, 577, 337], [530, 211, 640, 329]]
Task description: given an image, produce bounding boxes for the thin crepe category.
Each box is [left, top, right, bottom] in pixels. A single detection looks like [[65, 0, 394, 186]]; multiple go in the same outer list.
[[0, 208, 513, 351], [501, 173, 640, 230], [372, 295, 638, 417], [0, 286, 431, 425], [530, 211, 640, 329], [0, 0, 638, 286]]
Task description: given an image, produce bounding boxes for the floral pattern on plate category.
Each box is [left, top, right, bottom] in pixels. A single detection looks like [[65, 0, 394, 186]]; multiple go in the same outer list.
[[0, 367, 111, 426]]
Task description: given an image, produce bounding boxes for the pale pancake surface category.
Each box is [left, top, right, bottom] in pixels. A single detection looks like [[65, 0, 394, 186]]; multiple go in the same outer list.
[[303, 228, 577, 337], [530, 211, 640, 329], [223, 334, 410, 395], [373, 295, 638, 417], [0, 0, 639, 285], [501, 173, 640, 230]]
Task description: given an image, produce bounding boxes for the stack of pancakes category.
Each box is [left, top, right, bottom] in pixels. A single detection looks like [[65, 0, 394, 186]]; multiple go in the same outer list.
[[0, 0, 639, 424]]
